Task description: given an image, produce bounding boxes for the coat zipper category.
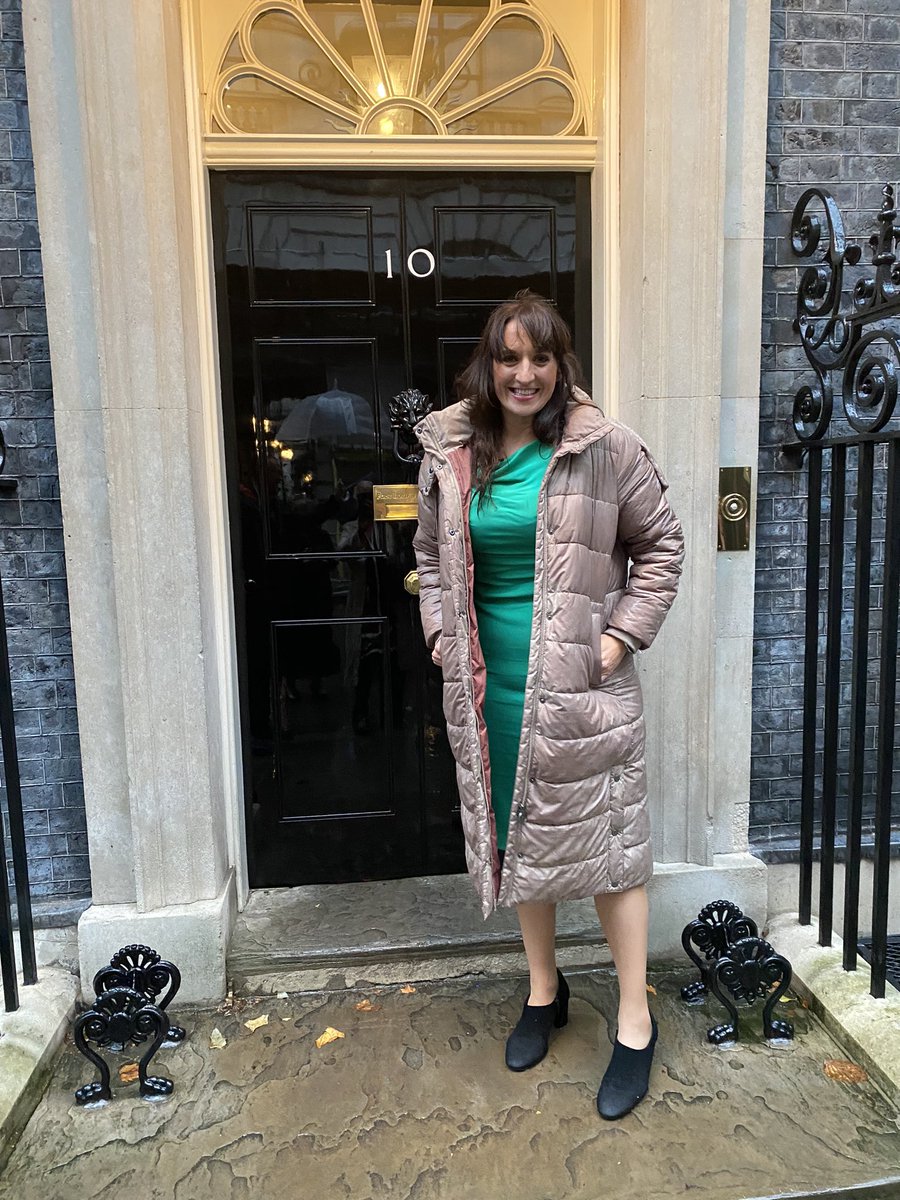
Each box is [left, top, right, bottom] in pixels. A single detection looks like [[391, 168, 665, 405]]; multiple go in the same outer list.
[[503, 448, 563, 889]]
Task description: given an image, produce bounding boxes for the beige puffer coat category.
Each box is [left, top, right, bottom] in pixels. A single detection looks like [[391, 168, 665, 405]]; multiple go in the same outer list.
[[413, 393, 684, 918]]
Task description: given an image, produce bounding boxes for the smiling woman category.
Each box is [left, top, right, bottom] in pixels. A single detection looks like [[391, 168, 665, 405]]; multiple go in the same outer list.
[[413, 291, 684, 1119]]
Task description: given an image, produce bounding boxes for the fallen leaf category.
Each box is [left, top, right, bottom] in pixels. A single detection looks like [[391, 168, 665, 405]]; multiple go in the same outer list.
[[316, 1026, 345, 1048], [355, 999, 381, 1012], [281, 1017, 292, 1022], [646, 984, 657, 996], [778, 994, 793, 1004], [209, 1027, 227, 1049], [118, 1063, 139, 1084], [244, 1014, 270, 1032], [824, 1058, 867, 1084], [400, 985, 417, 995]]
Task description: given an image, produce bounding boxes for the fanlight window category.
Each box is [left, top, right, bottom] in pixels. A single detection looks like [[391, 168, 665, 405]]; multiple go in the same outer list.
[[211, 0, 585, 137]]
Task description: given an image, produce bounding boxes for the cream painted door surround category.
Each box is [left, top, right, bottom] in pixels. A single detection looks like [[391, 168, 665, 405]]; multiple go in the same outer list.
[[22, 0, 771, 1001]]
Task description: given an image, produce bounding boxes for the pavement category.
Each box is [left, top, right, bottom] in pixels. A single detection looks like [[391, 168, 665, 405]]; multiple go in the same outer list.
[[2, 968, 899, 1200]]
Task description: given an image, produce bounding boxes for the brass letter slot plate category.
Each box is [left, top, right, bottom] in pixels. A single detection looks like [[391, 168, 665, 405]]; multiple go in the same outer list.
[[718, 466, 751, 551], [373, 483, 419, 522]]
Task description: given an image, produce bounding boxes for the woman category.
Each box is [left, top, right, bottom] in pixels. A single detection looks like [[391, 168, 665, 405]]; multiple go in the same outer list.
[[412, 291, 684, 1120]]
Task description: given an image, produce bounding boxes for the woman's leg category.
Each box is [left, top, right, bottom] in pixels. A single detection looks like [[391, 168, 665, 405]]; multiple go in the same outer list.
[[593, 885, 652, 1048], [516, 900, 559, 1005]]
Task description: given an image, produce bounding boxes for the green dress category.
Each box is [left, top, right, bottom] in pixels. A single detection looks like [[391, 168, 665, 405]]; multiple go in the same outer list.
[[469, 440, 553, 850]]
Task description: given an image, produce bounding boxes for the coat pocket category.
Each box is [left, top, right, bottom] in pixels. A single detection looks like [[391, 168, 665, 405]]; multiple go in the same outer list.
[[588, 609, 604, 688], [589, 606, 634, 689]]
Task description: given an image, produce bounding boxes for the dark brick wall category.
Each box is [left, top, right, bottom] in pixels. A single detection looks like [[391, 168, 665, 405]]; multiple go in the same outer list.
[[754, 0, 900, 855], [0, 0, 88, 906]]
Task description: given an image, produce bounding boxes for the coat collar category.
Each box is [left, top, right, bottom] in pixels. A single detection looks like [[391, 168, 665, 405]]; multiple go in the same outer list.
[[415, 387, 612, 462]]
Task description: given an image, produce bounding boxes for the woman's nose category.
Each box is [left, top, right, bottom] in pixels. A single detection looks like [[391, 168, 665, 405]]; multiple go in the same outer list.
[[515, 360, 535, 381]]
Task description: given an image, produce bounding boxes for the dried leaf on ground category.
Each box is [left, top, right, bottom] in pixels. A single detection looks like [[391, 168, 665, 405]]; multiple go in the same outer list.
[[646, 984, 657, 996], [824, 1058, 867, 1084], [209, 1027, 227, 1049], [355, 999, 381, 1012], [778, 994, 794, 1004], [244, 1014, 270, 1032], [217, 986, 252, 1016], [316, 1026, 345, 1048], [118, 1063, 139, 1084], [400, 985, 417, 995]]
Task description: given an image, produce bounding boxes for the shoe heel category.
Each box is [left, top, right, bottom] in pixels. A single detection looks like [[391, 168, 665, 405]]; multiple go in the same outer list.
[[554, 970, 570, 1028]]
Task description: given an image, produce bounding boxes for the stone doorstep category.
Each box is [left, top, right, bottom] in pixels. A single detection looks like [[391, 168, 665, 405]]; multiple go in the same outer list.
[[227, 876, 613, 993], [226, 858, 768, 993], [768, 914, 900, 1113], [0, 965, 79, 1174]]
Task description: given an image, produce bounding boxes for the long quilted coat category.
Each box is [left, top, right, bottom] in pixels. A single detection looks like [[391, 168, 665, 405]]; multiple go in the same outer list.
[[413, 393, 684, 917]]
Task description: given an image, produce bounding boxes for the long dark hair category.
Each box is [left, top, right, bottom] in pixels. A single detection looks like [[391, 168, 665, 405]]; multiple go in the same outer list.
[[457, 290, 584, 502]]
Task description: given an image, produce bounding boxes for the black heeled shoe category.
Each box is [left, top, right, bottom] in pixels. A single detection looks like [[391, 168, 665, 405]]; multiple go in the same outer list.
[[505, 969, 570, 1072], [596, 1014, 658, 1120]]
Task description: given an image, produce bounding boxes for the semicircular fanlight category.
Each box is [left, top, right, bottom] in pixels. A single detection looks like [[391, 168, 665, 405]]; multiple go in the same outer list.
[[211, 0, 585, 138]]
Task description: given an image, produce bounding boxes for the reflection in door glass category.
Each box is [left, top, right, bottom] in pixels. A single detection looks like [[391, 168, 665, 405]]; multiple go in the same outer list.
[[249, 207, 374, 304], [255, 340, 383, 556]]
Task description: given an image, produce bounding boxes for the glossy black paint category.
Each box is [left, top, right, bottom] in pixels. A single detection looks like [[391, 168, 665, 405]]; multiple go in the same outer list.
[[211, 170, 591, 887]]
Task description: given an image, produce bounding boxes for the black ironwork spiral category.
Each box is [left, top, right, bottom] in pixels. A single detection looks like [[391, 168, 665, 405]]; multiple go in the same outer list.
[[790, 184, 900, 443], [680, 899, 759, 1002], [74, 943, 186, 1104], [73, 986, 172, 1104], [680, 902, 794, 1044], [93, 943, 184, 1043]]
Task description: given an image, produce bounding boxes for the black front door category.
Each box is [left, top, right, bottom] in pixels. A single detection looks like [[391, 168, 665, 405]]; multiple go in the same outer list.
[[212, 170, 590, 888]]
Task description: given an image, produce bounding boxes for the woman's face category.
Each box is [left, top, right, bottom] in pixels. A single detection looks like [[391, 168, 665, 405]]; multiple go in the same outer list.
[[491, 320, 559, 426]]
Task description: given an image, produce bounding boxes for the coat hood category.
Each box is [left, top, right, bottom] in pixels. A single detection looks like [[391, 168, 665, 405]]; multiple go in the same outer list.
[[415, 387, 611, 460]]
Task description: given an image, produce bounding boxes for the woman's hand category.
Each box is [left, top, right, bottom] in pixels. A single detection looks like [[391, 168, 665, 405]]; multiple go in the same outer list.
[[599, 633, 628, 680], [431, 642, 442, 666]]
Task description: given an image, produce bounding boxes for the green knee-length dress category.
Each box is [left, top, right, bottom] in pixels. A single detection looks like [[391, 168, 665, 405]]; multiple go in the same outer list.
[[469, 440, 553, 850]]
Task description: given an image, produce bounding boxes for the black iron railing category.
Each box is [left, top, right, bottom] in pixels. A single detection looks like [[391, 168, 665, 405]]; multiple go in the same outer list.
[[0, 501, 37, 1010], [788, 184, 900, 999]]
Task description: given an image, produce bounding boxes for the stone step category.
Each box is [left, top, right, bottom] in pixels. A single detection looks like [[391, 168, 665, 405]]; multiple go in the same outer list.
[[227, 875, 615, 993]]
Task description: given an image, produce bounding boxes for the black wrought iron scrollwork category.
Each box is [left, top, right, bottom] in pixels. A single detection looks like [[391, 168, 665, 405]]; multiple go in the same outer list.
[[707, 938, 794, 1045], [680, 899, 758, 1002], [681, 900, 794, 1044], [93, 943, 184, 1044], [73, 986, 172, 1104], [390, 388, 433, 466], [790, 184, 900, 443], [73, 943, 185, 1104]]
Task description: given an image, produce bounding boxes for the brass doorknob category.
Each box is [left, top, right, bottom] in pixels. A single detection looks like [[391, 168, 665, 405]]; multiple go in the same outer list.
[[403, 570, 420, 595]]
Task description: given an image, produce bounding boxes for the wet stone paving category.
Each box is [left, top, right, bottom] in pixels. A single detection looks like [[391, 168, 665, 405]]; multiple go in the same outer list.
[[2, 969, 900, 1200]]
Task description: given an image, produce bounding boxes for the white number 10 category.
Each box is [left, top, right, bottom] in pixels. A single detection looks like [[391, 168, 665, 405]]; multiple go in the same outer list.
[[385, 247, 436, 279]]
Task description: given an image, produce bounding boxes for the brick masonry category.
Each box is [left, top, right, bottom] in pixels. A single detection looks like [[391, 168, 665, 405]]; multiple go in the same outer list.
[[0, 0, 88, 908], [755, 0, 900, 856]]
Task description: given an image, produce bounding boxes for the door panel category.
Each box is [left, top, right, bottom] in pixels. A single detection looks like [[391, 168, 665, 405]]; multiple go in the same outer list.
[[212, 170, 590, 887]]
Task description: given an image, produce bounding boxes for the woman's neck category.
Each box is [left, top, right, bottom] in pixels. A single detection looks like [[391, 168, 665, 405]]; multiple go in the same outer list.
[[501, 417, 537, 457]]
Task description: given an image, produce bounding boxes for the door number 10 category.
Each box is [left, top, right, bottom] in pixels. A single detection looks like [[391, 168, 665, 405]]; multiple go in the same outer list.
[[385, 248, 436, 279]]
